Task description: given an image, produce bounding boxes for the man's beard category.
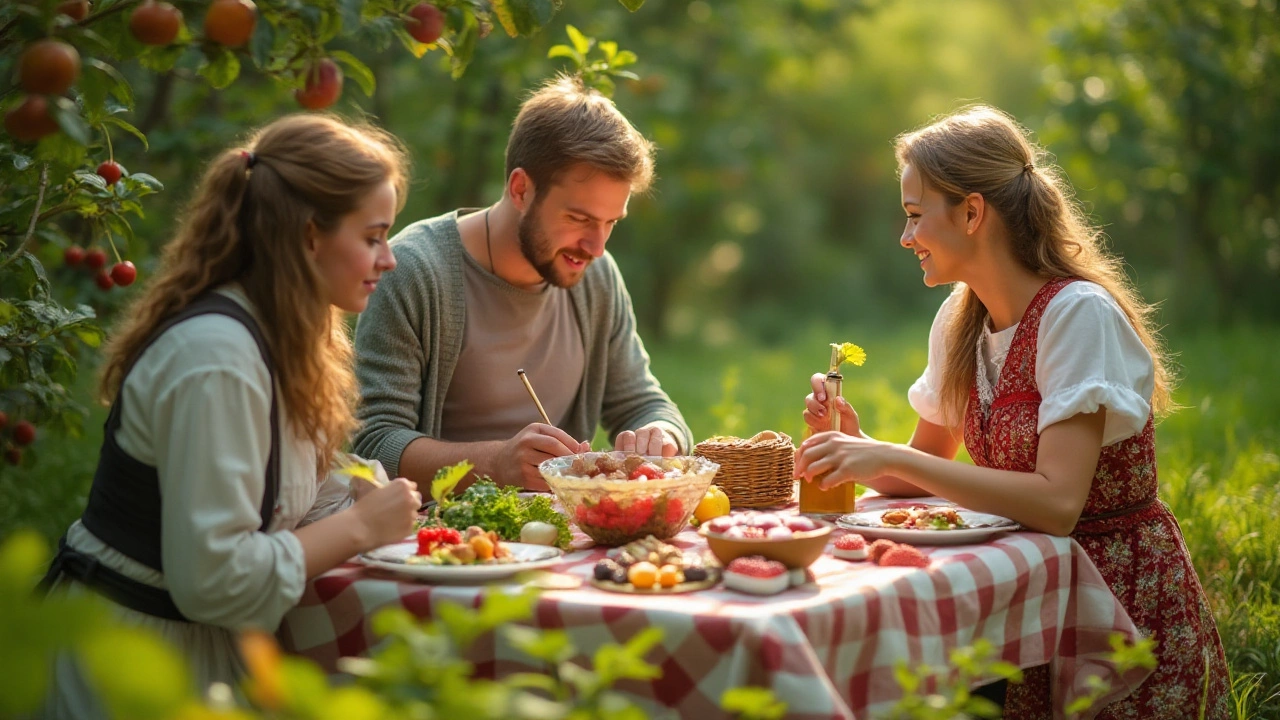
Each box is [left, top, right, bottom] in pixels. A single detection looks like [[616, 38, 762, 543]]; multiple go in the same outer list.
[[518, 204, 592, 288]]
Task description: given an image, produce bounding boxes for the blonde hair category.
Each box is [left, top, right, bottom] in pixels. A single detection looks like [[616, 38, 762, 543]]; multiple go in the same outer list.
[[505, 73, 655, 194], [100, 114, 410, 470], [895, 105, 1173, 426]]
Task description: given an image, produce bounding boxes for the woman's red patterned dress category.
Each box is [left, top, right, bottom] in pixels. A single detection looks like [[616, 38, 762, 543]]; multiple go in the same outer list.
[[963, 278, 1229, 719]]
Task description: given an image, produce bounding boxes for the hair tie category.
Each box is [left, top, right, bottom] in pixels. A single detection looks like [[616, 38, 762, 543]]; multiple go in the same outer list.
[[240, 150, 258, 169], [1023, 162, 1034, 172]]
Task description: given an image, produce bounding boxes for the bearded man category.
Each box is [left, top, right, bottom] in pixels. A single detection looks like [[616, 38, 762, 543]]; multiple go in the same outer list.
[[352, 74, 691, 491]]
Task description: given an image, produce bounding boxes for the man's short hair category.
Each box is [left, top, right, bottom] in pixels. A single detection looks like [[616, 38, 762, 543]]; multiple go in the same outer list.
[[505, 73, 655, 195]]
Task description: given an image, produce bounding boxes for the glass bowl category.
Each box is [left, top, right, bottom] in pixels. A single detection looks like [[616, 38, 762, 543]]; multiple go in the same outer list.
[[539, 452, 720, 547]]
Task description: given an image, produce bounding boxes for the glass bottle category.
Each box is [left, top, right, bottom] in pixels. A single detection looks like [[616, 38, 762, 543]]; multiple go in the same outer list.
[[798, 358, 858, 516]]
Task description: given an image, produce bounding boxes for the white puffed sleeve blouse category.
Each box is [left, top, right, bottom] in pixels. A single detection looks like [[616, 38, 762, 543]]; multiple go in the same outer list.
[[907, 281, 1155, 447]]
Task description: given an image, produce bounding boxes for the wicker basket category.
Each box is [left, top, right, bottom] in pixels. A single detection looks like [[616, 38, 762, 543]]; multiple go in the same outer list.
[[694, 431, 796, 508]]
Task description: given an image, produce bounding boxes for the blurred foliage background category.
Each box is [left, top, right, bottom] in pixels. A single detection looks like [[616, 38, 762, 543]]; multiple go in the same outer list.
[[3, 0, 1278, 715], [47, 0, 1278, 345]]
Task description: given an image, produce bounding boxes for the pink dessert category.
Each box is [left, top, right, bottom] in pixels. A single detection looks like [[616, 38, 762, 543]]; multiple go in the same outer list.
[[723, 555, 789, 595], [867, 539, 897, 563], [879, 544, 930, 568], [832, 533, 868, 561]]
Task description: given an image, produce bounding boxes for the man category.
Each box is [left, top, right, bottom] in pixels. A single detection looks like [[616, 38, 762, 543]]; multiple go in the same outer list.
[[352, 74, 693, 491]]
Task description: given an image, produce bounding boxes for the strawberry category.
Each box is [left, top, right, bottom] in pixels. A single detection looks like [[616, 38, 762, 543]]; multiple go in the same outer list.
[[664, 497, 685, 524], [628, 462, 663, 480]]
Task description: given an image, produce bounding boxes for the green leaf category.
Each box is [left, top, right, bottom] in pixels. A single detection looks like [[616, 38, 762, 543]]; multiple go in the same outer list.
[[127, 173, 164, 192], [330, 51, 376, 97], [198, 49, 241, 89], [598, 41, 618, 62], [721, 687, 788, 720], [103, 116, 149, 151], [616, 0, 645, 10], [249, 17, 276, 68], [138, 45, 186, 74], [0, 531, 50, 591], [74, 169, 108, 190], [86, 59, 135, 108], [449, 13, 480, 79], [547, 44, 581, 64], [79, 627, 193, 720], [394, 26, 434, 58], [504, 626, 574, 664], [611, 50, 638, 69], [431, 460, 474, 503], [566, 24, 591, 55], [49, 97, 91, 146], [492, 0, 557, 37], [317, 8, 345, 44], [72, 324, 105, 348]]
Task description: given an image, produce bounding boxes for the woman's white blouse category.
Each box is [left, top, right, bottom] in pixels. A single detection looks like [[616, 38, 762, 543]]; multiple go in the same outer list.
[[907, 281, 1155, 447], [58, 285, 353, 694]]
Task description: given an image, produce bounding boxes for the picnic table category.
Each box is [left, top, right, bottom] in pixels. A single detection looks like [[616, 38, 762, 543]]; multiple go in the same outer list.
[[277, 495, 1151, 719]]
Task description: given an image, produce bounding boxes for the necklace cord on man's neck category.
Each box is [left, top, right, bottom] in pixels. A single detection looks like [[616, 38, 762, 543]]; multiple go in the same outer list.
[[484, 208, 494, 273]]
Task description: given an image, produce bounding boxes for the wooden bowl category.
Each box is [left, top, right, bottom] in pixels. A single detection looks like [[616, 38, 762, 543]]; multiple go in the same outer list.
[[701, 521, 833, 569]]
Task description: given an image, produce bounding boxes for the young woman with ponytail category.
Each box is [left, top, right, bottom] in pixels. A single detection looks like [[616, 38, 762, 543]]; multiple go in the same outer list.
[[44, 114, 422, 710], [794, 106, 1228, 717]]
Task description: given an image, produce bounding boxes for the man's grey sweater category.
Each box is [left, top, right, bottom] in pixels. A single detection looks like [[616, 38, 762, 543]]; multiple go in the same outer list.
[[352, 210, 693, 476]]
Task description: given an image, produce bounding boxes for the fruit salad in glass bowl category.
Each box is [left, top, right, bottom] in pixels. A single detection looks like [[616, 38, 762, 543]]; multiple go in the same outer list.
[[539, 452, 720, 547]]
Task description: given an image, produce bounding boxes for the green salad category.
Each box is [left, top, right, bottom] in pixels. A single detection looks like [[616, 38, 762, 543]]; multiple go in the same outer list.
[[422, 463, 571, 549]]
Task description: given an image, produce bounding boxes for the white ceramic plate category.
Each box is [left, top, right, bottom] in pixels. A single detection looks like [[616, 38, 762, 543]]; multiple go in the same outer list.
[[359, 540, 563, 582], [836, 509, 1019, 546]]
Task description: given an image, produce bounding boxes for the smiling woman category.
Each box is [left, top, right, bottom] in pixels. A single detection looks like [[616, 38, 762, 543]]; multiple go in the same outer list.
[[796, 105, 1231, 718], [40, 114, 426, 716]]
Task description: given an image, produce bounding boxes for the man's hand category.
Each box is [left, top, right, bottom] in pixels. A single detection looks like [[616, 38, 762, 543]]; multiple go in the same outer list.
[[495, 423, 590, 491], [615, 422, 679, 457]]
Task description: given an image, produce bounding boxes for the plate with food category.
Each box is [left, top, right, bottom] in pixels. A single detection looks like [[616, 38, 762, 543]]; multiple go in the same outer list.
[[836, 505, 1019, 545], [588, 536, 720, 594], [360, 526, 564, 582]]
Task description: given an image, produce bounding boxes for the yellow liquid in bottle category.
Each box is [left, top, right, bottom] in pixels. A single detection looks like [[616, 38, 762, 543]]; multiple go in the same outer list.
[[797, 374, 857, 516]]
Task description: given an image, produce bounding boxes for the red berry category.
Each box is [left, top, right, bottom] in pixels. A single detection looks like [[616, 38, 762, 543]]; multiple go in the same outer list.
[[84, 247, 107, 270], [96, 160, 123, 185], [4, 448, 20, 466], [58, 1, 91, 22], [4, 95, 59, 143], [12, 420, 35, 446], [204, 0, 257, 48], [130, 1, 183, 46], [0, 411, 7, 430], [406, 3, 445, 44], [628, 462, 663, 481], [110, 261, 137, 286], [295, 58, 343, 111], [64, 245, 85, 266], [94, 270, 114, 290]]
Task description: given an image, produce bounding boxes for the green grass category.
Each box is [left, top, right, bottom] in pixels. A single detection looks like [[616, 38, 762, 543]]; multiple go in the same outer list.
[[4, 324, 1277, 717]]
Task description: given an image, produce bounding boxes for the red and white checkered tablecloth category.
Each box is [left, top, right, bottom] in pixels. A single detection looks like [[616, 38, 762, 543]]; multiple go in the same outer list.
[[278, 497, 1151, 720]]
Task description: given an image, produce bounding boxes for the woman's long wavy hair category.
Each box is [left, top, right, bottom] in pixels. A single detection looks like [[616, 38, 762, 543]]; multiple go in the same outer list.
[[895, 105, 1173, 427], [99, 114, 410, 471]]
